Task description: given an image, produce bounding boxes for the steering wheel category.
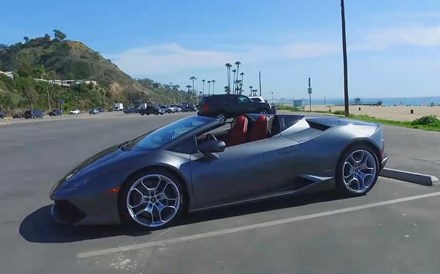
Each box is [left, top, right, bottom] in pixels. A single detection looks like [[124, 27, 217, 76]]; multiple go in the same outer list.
[[206, 133, 217, 141]]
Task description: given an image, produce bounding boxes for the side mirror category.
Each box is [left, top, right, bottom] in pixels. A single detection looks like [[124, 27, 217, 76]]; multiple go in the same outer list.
[[198, 140, 226, 159]]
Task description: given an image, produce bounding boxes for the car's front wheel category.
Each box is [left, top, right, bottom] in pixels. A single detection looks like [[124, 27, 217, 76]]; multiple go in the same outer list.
[[335, 145, 379, 196], [119, 171, 185, 229]]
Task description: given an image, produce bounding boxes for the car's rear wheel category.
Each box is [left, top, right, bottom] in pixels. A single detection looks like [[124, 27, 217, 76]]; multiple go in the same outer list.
[[259, 109, 268, 114], [216, 113, 226, 121], [335, 145, 379, 196], [119, 171, 185, 230]]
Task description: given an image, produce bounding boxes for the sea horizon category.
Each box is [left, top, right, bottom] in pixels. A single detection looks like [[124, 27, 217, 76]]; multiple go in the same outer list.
[[274, 96, 440, 106]]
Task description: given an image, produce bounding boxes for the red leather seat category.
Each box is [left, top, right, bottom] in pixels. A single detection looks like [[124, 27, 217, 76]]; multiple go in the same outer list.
[[225, 115, 249, 146], [249, 115, 269, 142]]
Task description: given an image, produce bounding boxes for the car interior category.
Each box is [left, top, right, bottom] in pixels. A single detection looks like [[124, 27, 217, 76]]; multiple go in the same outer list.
[[196, 114, 284, 148]]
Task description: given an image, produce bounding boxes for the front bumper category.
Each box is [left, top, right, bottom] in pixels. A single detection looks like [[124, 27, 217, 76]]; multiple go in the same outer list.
[[50, 187, 122, 226]]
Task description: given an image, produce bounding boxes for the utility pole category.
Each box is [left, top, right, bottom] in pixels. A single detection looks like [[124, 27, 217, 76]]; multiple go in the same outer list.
[[308, 77, 312, 112], [47, 85, 51, 110], [341, 0, 349, 116], [258, 71, 262, 96]]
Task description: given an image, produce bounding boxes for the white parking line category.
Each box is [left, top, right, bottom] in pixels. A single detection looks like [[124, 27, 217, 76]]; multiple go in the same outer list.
[[77, 191, 440, 259]]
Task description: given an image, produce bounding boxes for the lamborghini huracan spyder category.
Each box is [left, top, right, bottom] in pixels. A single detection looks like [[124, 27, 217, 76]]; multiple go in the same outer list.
[[50, 114, 388, 229]]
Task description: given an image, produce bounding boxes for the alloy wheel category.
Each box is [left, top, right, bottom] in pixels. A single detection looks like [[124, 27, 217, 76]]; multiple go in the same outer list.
[[126, 174, 181, 228], [342, 149, 377, 194]]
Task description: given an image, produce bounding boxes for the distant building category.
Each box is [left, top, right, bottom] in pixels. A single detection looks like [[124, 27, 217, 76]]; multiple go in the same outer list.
[[0, 71, 15, 79], [34, 78, 98, 87]]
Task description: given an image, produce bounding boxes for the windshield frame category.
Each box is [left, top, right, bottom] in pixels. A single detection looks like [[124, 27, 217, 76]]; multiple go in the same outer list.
[[122, 115, 222, 151]]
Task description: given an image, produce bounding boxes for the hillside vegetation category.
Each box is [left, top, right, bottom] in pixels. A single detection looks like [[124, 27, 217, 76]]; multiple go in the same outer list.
[[0, 30, 195, 113]]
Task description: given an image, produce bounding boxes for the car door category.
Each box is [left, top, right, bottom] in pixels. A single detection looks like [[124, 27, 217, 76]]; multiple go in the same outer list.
[[237, 95, 258, 113], [190, 135, 302, 208]]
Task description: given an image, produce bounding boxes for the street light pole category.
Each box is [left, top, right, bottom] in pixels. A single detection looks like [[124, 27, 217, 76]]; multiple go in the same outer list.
[[341, 0, 350, 117]]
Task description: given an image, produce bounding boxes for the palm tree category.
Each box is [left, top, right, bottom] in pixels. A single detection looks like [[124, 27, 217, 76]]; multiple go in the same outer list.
[[240, 72, 244, 93], [235, 61, 241, 92], [186, 85, 192, 92], [249, 85, 253, 95], [232, 69, 237, 94], [202, 79, 205, 94], [189, 76, 197, 93], [207, 81, 211, 95], [225, 63, 232, 93], [211, 80, 216, 94]]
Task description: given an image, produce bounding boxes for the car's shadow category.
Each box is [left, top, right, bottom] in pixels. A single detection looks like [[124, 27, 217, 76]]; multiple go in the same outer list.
[[20, 191, 353, 243], [19, 205, 150, 243]]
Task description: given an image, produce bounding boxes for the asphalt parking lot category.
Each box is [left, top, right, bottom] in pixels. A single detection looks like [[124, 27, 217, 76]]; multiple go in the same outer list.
[[1, 112, 440, 274]]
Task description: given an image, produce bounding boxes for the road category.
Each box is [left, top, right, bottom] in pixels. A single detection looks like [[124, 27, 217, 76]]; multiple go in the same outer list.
[[1, 113, 440, 274]]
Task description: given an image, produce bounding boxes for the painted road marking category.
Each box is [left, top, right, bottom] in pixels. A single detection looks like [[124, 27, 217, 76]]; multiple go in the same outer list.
[[77, 191, 440, 259]]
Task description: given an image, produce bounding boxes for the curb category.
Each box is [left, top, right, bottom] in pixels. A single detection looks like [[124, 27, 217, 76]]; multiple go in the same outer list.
[[380, 168, 439, 186]]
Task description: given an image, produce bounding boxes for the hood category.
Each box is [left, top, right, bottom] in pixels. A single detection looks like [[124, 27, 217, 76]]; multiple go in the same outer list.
[[63, 145, 124, 180]]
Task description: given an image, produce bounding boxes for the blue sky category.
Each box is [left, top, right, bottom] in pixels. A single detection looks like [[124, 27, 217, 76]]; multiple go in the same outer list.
[[1, 0, 440, 99]]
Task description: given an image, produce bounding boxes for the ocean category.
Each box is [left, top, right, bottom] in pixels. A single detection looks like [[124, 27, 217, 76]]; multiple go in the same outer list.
[[277, 96, 440, 106]]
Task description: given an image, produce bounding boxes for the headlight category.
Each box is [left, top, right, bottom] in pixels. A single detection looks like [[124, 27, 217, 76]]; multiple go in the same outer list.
[[65, 177, 89, 189]]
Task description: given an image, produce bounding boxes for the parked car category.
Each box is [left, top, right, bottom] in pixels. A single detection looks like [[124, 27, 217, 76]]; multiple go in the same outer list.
[[24, 110, 44, 119], [170, 105, 182, 112], [198, 94, 274, 120], [182, 104, 197, 112], [139, 105, 164, 115], [49, 114, 387, 229], [48, 109, 63, 116], [98, 107, 104, 112], [0, 111, 5, 119], [70, 109, 80, 115], [166, 105, 176, 113], [159, 105, 168, 114], [12, 112, 23, 119], [89, 108, 100, 115], [124, 107, 139, 114]]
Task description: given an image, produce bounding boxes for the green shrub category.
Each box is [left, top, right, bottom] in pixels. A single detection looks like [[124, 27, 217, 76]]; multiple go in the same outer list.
[[411, 115, 440, 126], [333, 110, 345, 115]]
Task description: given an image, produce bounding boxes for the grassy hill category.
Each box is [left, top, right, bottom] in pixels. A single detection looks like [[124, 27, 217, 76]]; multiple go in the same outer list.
[[0, 31, 195, 113]]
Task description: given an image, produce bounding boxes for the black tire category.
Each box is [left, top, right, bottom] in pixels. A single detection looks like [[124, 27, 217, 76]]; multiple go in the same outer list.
[[258, 109, 268, 114], [119, 169, 186, 230], [335, 144, 379, 196], [216, 112, 226, 121]]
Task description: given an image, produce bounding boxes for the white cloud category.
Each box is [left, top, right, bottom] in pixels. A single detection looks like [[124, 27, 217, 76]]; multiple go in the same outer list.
[[107, 43, 234, 75], [107, 42, 339, 76], [353, 25, 440, 50]]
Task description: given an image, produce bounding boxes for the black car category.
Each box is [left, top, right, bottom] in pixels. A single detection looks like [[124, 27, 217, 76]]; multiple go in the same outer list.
[[89, 108, 100, 115], [0, 111, 5, 119], [48, 109, 63, 116], [24, 110, 44, 119], [139, 105, 163, 115], [182, 104, 197, 112], [13, 112, 23, 119], [124, 107, 139, 114], [198, 94, 274, 120]]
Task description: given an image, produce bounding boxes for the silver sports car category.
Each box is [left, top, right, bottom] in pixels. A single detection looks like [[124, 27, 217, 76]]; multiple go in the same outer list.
[[50, 114, 388, 229]]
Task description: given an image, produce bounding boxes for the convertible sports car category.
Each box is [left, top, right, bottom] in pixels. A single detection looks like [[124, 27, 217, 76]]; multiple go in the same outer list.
[[50, 114, 388, 229]]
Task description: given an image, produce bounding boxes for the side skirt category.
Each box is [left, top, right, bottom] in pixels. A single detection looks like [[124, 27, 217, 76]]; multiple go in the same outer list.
[[189, 175, 335, 213]]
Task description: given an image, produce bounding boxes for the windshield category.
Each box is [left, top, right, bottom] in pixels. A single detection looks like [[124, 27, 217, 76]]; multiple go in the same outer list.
[[127, 116, 216, 150]]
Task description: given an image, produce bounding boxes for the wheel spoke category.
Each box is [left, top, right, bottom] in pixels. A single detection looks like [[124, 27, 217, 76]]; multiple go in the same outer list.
[[132, 204, 146, 216], [343, 162, 355, 178]]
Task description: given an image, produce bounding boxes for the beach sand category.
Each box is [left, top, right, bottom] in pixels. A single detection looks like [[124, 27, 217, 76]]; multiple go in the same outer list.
[[308, 105, 440, 122]]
